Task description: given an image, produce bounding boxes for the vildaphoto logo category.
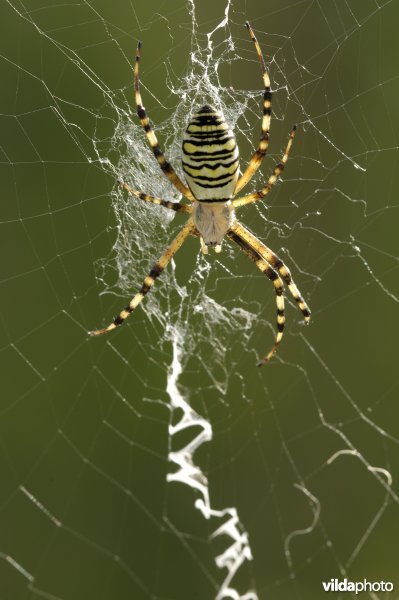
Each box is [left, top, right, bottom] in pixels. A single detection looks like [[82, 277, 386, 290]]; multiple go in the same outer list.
[[322, 578, 394, 594]]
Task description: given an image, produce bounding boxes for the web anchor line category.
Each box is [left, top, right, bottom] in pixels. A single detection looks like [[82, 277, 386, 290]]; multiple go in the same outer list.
[[166, 326, 258, 600]]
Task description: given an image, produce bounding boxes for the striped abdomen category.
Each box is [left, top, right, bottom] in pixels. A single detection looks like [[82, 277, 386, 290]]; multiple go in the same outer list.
[[182, 105, 239, 202]]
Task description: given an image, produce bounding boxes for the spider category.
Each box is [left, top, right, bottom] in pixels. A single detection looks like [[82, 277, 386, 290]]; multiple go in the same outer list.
[[90, 22, 311, 366]]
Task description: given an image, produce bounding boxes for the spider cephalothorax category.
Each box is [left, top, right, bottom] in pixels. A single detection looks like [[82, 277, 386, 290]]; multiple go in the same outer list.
[[90, 22, 311, 366]]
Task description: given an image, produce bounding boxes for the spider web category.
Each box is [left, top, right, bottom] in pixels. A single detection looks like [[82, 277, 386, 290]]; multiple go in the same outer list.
[[1, 0, 399, 598]]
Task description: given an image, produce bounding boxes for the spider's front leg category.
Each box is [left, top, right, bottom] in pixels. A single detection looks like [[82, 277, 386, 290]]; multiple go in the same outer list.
[[230, 221, 311, 324], [227, 228, 286, 365], [89, 218, 195, 336]]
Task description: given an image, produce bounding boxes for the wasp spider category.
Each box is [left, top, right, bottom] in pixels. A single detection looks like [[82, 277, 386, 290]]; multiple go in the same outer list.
[[90, 22, 311, 366]]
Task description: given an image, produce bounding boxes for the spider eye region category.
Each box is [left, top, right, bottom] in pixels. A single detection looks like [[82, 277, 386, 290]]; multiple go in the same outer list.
[[192, 202, 235, 247], [182, 106, 240, 202]]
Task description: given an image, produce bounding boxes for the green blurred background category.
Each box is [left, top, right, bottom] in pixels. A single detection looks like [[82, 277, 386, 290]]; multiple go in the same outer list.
[[1, 1, 399, 599]]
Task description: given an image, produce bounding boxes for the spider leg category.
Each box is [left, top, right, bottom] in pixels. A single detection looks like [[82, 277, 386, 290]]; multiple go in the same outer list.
[[89, 218, 195, 336], [199, 236, 209, 254], [234, 22, 272, 195], [119, 180, 192, 213], [227, 228, 285, 366], [233, 125, 296, 209], [134, 42, 195, 202], [229, 220, 311, 324]]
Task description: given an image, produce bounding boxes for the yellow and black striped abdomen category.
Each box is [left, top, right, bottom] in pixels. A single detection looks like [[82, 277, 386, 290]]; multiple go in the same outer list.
[[182, 105, 239, 202]]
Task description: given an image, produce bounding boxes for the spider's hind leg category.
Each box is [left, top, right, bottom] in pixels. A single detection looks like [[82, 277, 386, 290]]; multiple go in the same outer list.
[[133, 42, 195, 202], [234, 22, 272, 195]]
